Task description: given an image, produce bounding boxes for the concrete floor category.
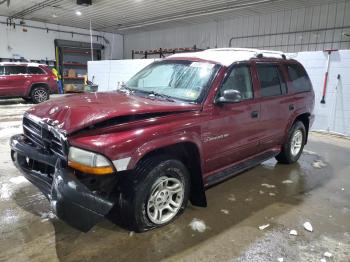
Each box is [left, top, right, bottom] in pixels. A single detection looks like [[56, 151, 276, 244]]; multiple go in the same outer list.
[[0, 98, 349, 262]]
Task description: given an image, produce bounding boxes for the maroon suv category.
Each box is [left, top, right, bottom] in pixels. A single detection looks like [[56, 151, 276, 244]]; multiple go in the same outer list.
[[0, 63, 58, 103], [10, 48, 315, 232]]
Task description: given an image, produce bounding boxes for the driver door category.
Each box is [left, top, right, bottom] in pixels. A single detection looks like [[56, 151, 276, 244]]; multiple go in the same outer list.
[[202, 64, 261, 175]]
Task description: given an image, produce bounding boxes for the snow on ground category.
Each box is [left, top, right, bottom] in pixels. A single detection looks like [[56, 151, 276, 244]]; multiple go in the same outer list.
[[0, 106, 29, 118], [303, 221, 313, 232], [289, 229, 298, 236], [258, 224, 270, 230], [0, 100, 29, 140], [0, 183, 11, 200], [9, 176, 28, 185], [220, 209, 229, 215], [0, 121, 22, 129], [189, 218, 207, 233], [0, 125, 23, 139], [312, 160, 327, 169], [261, 183, 276, 188], [227, 194, 236, 201]]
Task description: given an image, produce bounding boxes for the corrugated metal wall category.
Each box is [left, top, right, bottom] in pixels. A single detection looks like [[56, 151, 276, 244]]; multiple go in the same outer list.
[[124, 1, 350, 58]]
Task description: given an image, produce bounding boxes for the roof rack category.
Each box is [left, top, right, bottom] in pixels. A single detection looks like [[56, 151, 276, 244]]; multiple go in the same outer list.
[[205, 48, 286, 59]]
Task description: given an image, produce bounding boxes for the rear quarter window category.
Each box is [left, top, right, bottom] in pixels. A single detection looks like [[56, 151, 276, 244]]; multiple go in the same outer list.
[[0, 66, 4, 75], [287, 63, 312, 92]]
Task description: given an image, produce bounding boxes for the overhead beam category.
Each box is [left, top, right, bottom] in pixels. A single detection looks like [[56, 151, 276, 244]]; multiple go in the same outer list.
[[96, 0, 282, 31], [9, 0, 64, 19]]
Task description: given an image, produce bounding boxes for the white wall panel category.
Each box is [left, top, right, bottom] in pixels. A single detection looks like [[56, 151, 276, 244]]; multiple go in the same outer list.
[[0, 16, 124, 61], [124, 2, 350, 58], [290, 50, 350, 136]]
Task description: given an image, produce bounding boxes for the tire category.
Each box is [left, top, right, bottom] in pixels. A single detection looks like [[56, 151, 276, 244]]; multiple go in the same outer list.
[[275, 121, 306, 164], [116, 156, 190, 232], [30, 86, 49, 104]]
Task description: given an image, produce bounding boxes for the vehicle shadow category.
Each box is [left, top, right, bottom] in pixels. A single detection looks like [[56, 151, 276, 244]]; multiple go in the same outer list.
[[0, 98, 33, 106], [11, 151, 333, 262]]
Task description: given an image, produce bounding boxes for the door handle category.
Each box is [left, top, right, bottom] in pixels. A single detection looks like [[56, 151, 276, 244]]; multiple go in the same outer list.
[[289, 104, 295, 111], [251, 111, 259, 118]]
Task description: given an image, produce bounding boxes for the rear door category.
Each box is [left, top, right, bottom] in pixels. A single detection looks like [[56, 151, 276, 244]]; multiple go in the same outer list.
[[253, 62, 291, 151], [3, 65, 28, 96], [202, 64, 261, 175]]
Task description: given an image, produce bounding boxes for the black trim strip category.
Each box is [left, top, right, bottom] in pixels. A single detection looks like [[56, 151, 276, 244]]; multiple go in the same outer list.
[[206, 150, 278, 187]]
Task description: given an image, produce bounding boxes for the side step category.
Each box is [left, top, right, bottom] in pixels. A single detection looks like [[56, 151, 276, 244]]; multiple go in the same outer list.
[[205, 150, 278, 187]]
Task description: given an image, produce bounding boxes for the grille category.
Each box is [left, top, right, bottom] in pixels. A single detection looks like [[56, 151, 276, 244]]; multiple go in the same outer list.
[[23, 116, 66, 159]]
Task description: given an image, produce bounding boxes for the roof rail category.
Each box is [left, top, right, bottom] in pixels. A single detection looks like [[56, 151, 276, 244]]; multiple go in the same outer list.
[[255, 49, 286, 59], [205, 48, 286, 59]]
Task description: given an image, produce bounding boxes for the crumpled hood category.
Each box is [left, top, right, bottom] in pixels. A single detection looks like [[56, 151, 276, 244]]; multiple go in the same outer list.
[[26, 92, 200, 134]]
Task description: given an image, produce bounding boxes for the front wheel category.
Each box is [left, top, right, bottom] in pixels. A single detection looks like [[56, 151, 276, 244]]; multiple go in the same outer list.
[[116, 156, 190, 232], [275, 121, 306, 164], [31, 87, 49, 104]]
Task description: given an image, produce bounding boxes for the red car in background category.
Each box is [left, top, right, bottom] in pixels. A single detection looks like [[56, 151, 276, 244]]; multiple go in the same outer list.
[[0, 63, 58, 103]]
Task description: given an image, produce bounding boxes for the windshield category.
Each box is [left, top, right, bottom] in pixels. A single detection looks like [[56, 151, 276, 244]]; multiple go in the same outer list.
[[126, 60, 219, 102]]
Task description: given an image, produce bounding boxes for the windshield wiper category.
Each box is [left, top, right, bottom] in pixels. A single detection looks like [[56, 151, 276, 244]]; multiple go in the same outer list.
[[137, 90, 176, 102], [118, 84, 134, 93]]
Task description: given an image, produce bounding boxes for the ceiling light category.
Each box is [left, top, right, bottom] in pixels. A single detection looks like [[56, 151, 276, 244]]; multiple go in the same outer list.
[[75, 10, 82, 16]]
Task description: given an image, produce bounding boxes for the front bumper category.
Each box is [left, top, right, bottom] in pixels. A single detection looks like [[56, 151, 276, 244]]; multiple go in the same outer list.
[[10, 134, 114, 232]]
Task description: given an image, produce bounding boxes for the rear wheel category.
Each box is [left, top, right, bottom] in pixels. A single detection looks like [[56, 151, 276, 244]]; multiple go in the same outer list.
[[116, 156, 190, 232], [275, 121, 306, 164], [31, 86, 49, 103]]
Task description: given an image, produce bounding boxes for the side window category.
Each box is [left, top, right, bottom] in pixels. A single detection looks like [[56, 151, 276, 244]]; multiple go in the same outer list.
[[4, 66, 27, 75], [256, 64, 286, 97], [219, 66, 253, 100], [0, 66, 4, 75], [287, 63, 312, 92], [28, 66, 45, 75]]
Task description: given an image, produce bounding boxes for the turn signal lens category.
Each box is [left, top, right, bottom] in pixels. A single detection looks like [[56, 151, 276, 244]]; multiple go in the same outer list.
[[68, 160, 114, 175]]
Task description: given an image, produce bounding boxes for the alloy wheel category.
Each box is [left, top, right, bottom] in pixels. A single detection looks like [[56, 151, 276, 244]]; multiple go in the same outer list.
[[290, 129, 303, 156], [33, 89, 48, 103], [146, 176, 184, 224]]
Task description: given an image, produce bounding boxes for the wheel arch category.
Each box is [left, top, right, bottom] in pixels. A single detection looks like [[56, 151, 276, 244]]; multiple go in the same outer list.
[[292, 113, 310, 144], [28, 82, 49, 97], [133, 142, 207, 207]]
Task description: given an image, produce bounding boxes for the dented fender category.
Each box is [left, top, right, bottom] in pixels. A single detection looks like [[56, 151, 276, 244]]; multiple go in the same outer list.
[[128, 130, 203, 169]]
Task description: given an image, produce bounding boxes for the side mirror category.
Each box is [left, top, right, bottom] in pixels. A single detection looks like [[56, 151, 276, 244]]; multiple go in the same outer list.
[[216, 89, 242, 104]]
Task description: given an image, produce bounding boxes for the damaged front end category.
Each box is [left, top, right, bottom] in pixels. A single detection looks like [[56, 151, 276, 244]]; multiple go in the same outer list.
[[10, 115, 116, 232]]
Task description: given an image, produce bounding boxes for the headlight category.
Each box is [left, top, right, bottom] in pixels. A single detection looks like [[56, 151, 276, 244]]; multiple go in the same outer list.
[[68, 147, 114, 175]]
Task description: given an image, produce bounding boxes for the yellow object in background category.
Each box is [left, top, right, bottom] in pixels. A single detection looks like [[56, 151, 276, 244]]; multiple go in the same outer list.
[[52, 68, 60, 80]]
